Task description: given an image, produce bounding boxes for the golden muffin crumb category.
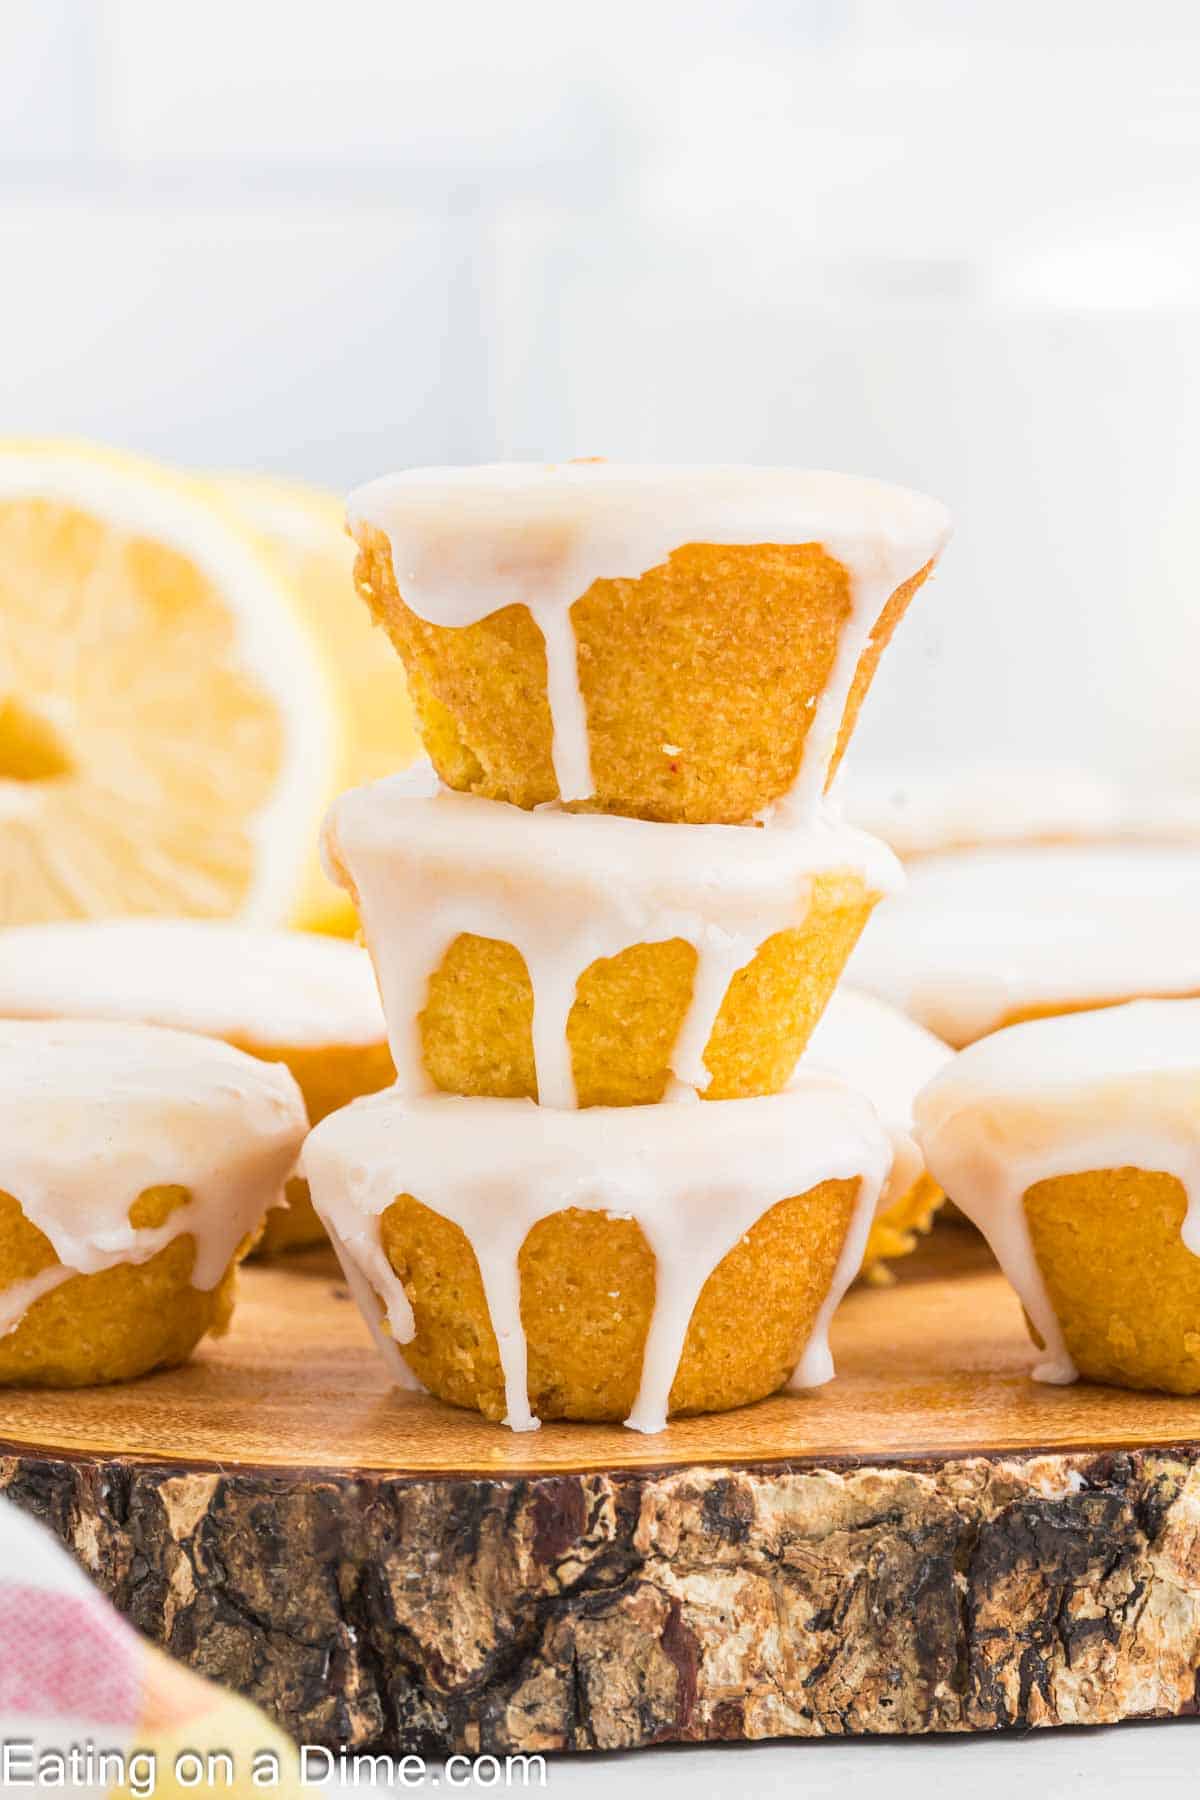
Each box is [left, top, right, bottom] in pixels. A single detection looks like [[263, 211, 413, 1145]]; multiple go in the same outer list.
[[0, 1185, 247, 1387], [1024, 1167, 1200, 1393], [380, 1177, 860, 1421], [859, 1173, 944, 1285], [355, 526, 932, 823], [419, 870, 878, 1104]]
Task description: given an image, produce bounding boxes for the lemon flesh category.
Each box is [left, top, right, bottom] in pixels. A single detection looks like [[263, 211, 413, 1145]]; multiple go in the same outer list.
[[214, 471, 420, 934], [0, 442, 335, 927]]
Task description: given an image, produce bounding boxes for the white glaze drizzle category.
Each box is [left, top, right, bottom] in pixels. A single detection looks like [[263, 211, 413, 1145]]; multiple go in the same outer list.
[[0, 920, 384, 1049], [323, 1215, 424, 1391], [322, 769, 901, 1109], [302, 1080, 892, 1433], [348, 464, 951, 813], [2, 1265, 75, 1326], [0, 1019, 308, 1338], [802, 988, 952, 1214], [914, 1000, 1200, 1383], [849, 843, 1200, 1047]]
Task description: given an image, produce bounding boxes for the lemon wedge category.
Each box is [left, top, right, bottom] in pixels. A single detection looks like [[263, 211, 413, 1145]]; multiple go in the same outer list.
[[214, 470, 420, 933], [0, 441, 337, 928]]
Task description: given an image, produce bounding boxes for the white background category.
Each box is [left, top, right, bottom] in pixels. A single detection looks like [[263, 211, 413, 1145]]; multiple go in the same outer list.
[[6, 4, 1200, 1790], [5, 1, 1200, 788]]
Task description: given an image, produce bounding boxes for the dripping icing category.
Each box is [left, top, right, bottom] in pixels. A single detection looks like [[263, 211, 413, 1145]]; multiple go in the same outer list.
[[302, 1081, 892, 1433], [323, 770, 902, 1108], [914, 1000, 1200, 1384], [0, 1019, 308, 1338], [348, 463, 951, 811]]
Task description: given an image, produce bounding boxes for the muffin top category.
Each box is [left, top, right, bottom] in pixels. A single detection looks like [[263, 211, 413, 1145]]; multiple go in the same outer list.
[[917, 999, 1200, 1122], [849, 842, 1200, 1046], [0, 920, 384, 1048], [0, 1018, 307, 1311], [348, 462, 952, 629]]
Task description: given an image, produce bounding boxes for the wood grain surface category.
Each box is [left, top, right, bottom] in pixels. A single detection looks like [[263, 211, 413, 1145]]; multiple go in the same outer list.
[[7, 1232, 1200, 1755], [2, 1232, 1198, 1473]]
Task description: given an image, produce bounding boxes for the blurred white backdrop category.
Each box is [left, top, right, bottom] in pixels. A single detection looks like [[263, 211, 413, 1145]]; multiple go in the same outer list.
[[4, 0, 1200, 783]]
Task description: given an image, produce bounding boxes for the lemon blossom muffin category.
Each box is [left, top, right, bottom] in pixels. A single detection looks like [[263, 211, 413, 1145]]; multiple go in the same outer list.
[[0, 1019, 306, 1386], [348, 464, 951, 825], [802, 988, 952, 1278], [323, 771, 901, 1108], [0, 920, 393, 1251], [303, 1075, 892, 1430], [849, 842, 1200, 1048], [915, 1001, 1200, 1393]]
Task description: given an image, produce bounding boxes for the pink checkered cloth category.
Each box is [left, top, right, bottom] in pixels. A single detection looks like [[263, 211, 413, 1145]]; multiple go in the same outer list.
[[0, 1499, 303, 1796]]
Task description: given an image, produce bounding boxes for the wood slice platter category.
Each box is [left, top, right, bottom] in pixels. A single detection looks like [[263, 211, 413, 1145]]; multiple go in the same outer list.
[[4, 1229, 1200, 1756]]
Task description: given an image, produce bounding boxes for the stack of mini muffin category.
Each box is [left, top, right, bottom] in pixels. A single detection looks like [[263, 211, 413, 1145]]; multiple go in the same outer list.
[[303, 464, 951, 1431]]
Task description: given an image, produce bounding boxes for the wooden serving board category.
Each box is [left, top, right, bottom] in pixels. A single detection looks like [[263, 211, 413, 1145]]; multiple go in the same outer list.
[[4, 1230, 1200, 1756]]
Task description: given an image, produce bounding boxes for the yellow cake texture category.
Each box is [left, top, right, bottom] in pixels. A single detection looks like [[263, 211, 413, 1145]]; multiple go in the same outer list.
[[354, 526, 932, 824], [352, 1156, 931, 1413], [915, 1002, 1200, 1396], [1023, 1168, 1200, 1393], [381, 1178, 859, 1422], [0, 1186, 245, 1388], [414, 872, 878, 1105]]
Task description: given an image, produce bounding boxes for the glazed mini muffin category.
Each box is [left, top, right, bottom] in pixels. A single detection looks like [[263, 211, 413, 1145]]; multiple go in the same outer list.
[[850, 841, 1200, 1048], [802, 988, 951, 1279], [348, 464, 951, 824], [915, 1000, 1200, 1393], [0, 920, 393, 1251], [324, 773, 901, 1108], [303, 1077, 892, 1430], [0, 1019, 306, 1386]]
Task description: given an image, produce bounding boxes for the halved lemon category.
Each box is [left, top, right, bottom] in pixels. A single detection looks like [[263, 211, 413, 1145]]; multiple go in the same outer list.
[[0, 441, 338, 929], [213, 470, 420, 933]]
